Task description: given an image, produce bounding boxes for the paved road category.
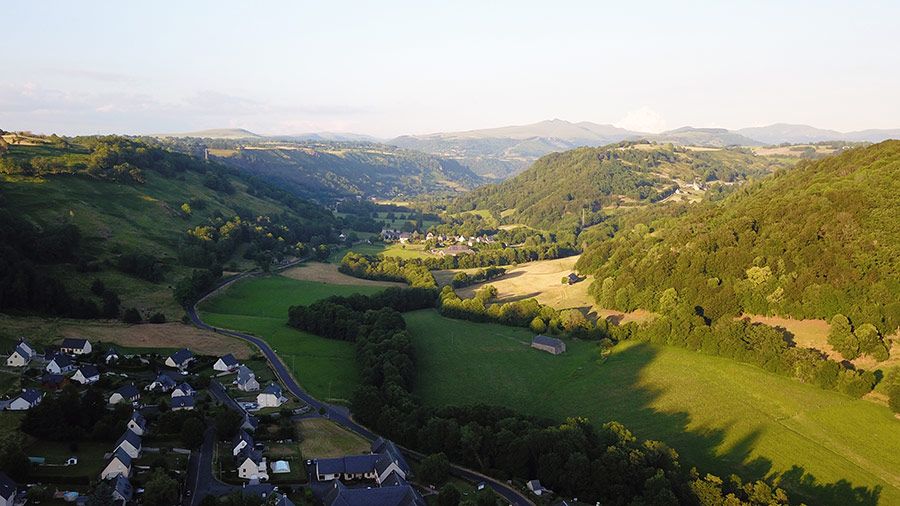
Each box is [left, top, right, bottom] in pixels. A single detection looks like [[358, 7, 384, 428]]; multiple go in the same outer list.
[[189, 264, 535, 506], [183, 426, 239, 506]]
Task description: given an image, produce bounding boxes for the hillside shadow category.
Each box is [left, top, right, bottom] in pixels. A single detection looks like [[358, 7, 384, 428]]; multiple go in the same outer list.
[[531, 342, 882, 505]]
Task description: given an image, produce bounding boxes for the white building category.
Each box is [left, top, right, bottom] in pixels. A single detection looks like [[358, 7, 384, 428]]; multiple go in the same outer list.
[[101, 449, 132, 480], [6, 340, 35, 367], [127, 411, 147, 436], [236, 449, 268, 481], [257, 383, 286, 408], [8, 389, 43, 411], [72, 365, 100, 385], [114, 430, 142, 459], [46, 353, 75, 374], [235, 365, 260, 392], [59, 338, 92, 355], [213, 353, 239, 372]]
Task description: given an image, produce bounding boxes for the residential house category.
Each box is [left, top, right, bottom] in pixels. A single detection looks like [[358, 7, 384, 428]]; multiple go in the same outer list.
[[566, 272, 580, 285], [235, 366, 260, 392], [0, 472, 16, 506], [46, 353, 75, 374], [114, 430, 142, 459], [371, 438, 412, 483], [104, 347, 120, 364], [381, 229, 401, 241], [531, 335, 566, 355], [316, 438, 411, 484], [72, 365, 101, 385], [232, 430, 254, 456], [214, 353, 239, 372], [8, 388, 43, 411], [146, 373, 177, 392], [398, 232, 411, 244], [527, 479, 547, 496], [236, 448, 268, 481], [101, 448, 132, 480], [127, 411, 147, 436], [109, 384, 140, 405], [323, 479, 425, 506], [165, 348, 194, 369], [171, 395, 195, 411], [6, 340, 35, 367], [171, 382, 195, 398], [257, 383, 286, 408], [60, 338, 92, 355], [241, 414, 259, 433], [111, 475, 133, 504], [273, 493, 295, 506]]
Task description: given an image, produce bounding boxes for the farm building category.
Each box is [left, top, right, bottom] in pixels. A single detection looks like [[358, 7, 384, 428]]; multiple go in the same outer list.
[[531, 335, 566, 355]]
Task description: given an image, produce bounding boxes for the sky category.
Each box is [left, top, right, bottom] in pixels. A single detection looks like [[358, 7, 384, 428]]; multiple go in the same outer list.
[[2, 0, 899, 137]]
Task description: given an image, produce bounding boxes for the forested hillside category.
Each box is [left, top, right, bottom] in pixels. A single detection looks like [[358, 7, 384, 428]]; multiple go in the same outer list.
[[0, 134, 339, 319], [176, 140, 485, 201], [576, 141, 900, 337], [450, 142, 789, 230]]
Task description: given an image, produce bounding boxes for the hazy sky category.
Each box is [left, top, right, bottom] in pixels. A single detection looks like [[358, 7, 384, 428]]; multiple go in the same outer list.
[[3, 1, 899, 137]]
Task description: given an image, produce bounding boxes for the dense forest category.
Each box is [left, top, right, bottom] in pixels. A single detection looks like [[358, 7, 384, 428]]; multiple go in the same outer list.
[[448, 142, 790, 230], [576, 141, 900, 337]]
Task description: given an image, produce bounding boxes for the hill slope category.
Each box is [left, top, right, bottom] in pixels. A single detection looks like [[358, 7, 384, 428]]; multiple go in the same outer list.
[[207, 142, 485, 201], [576, 140, 900, 334], [153, 128, 263, 139], [391, 119, 645, 178], [450, 142, 789, 230], [0, 135, 338, 319]]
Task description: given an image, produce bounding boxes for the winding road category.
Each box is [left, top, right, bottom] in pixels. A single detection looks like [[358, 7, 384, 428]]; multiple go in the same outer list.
[[188, 262, 535, 506]]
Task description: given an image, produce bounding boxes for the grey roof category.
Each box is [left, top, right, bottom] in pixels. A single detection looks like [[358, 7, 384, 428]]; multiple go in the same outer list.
[[13, 342, 34, 358], [219, 353, 238, 366], [316, 454, 380, 475], [324, 480, 425, 506], [380, 470, 406, 487], [50, 353, 73, 368], [115, 384, 140, 399], [111, 447, 132, 467], [532, 334, 564, 349], [17, 388, 42, 404], [105, 347, 120, 358], [274, 493, 296, 506], [262, 383, 282, 396], [61, 338, 89, 350], [241, 483, 276, 499], [130, 411, 147, 430], [237, 447, 263, 465], [116, 430, 142, 449], [171, 395, 195, 409], [242, 414, 259, 431], [152, 373, 177, 388], [174, 382, 194, 394], [77, 365, 100, 378], [168, 348, 193, 364], [236, 365, 256, 383], [232, 430, 253, 450], [0, 471, 15, 499], [371, 438, 411, 476], [113, 475, 133, 500]]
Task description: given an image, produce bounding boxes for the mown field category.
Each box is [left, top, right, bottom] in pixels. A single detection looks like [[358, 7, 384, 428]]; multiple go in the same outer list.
[[198, 274, 385, 403], [404, 309, 900, 506], [328, 241, 432, 262]]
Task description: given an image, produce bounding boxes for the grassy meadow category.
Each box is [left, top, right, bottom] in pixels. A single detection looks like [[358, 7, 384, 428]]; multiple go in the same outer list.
[[198, 274, 386, 403], [404, 309, 900, 506]]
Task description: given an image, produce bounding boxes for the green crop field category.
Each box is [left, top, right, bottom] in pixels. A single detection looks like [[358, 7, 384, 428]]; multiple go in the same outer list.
[[404, 309, 900, 506], [198, 274, 385, 403], [328, 242, 432, 262]]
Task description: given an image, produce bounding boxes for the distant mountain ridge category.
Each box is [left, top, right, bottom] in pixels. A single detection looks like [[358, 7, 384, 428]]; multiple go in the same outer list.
[[153, 128, 263, 139]]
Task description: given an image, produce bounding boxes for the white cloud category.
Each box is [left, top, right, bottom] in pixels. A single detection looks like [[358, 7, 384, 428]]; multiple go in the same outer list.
[[615, 106, 668, 134]]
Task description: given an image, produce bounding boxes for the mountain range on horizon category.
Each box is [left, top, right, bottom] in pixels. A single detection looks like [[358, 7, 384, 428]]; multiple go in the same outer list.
[[150, 120, 900, 179]]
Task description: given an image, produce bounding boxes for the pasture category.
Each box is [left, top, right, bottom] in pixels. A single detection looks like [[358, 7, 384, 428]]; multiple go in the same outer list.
[[198, 274, 386, 403], [404, 309, 900, 506], [328, 242, 433, 262]]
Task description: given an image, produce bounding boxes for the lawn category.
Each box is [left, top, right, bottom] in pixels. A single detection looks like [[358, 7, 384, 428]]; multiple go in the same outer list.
[[296, 418, 370, 458], [404, 309, 900, 506], [198, 274, 386, 403], [27, 440, 109, 479], [328, 242, 433, 262]]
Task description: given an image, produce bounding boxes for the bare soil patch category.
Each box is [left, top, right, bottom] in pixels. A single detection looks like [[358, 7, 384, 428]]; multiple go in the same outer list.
[[279, 263, 405, 287], [58, 322, 253, 358]]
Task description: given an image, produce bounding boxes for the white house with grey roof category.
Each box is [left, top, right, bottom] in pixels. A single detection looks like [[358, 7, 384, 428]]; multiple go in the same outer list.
[[235, 365, 260, 392], [171, 382, 195, 398], [101, 448, 132, 480], [111, 475, 133, 503], [127, 411, 147, 436], [165, 348, 194, 369], [46, 353, 75, 374], [232, 430, 254, 456], [8, 388, 43, 411], [109, 384, 140, 405], [236, 448, 268, 481], [257, 383, 286, 408], [6, 340, 35, 367], [60, 338, 92, 355], [214, 353, 239, 372], [171, 394, 195, 411], [72, 365, 100, 384]]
